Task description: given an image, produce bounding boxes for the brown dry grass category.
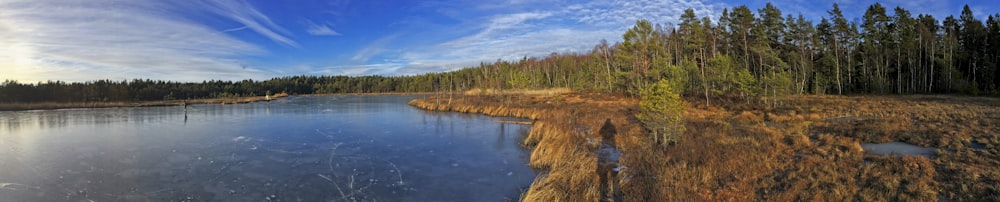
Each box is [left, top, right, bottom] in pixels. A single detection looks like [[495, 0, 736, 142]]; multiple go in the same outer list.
[[411, 93, 638, 201], [463, 88, 573, 96], [411, 93, 1000, 201], [789, 95, 1000, 201]]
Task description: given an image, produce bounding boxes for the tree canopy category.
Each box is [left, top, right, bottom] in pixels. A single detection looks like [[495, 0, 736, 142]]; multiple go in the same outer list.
[[3, 3, 999, 104]]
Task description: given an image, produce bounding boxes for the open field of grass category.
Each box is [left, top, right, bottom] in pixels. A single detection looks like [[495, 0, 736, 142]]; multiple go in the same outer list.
[[410, 92, 1000, 201], [0, 93, 288, 111]]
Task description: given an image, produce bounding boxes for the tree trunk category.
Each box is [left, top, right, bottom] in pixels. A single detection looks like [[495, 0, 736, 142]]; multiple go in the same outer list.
[[603, 45, 613, 92], [700, 48, 709, 107], [926, 39, 931, 92], [835, 41, 843, 94], [896, 46, 903, 94]]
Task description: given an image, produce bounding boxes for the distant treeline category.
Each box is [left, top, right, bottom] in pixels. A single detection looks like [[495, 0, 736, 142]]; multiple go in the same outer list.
[[2, 2, 998, 103], [0, 75, 474, 103]]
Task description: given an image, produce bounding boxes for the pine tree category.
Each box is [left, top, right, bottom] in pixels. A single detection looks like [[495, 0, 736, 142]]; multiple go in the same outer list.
[[638, 78, 685, 145], [618, 19, 671, 95]]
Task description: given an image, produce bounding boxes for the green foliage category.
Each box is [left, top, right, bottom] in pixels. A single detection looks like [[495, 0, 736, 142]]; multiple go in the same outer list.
[[163, 92, 176, 100], [618, 19, 671, 95], [2, 2, 999, 105], [762, 70, 794, 96], [734, 67, 758, 97], [507, 70, 530, 89], [813, 52, 837, 94], [681, 59, 701, 93], [637, 79, 686, 145], [706, 55, 757, 97]]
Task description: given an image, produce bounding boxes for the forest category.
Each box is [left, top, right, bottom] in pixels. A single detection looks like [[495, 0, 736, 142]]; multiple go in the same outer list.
[[1, 3, 998, 104]]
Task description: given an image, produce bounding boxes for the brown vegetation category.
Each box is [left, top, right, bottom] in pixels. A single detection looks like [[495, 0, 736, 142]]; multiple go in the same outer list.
[[0, 93, 288, 111], [410, 92, 640, 201], [411, 93, 1000, 201], [462, 88, 573, 96]]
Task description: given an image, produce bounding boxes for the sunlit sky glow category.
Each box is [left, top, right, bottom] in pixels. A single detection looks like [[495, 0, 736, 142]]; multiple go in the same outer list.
[[2, 0, 996, 82]]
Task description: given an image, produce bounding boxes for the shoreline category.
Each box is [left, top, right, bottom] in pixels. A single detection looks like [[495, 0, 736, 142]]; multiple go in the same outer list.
[[301, 92, 459, 96], [0, 92, 457, 111], [0, 90, 578, 111], [408, 93, 643, 201], [410, 93, 1000, 201], [0, 93, 288, 111]]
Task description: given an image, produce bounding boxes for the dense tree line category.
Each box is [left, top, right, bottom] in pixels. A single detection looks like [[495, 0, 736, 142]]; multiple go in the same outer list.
[[466, 2, 1000, 100], [0, 73, 484, 103], [1, 3, 998, 104]]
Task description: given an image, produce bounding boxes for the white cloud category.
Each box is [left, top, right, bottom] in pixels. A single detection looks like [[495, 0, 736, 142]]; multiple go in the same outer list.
[[386, 0, 722, 75], [305, 21, 341, 36], [435, 11, 553, 55], [574, 0, 723, 29], [197, 0, 298, 47], [351, 35, 398, 62], [0, 0, 737, 81], [222, 26, 250, 32], [315, 63, 404, 76], [0, 0, 273, 82]]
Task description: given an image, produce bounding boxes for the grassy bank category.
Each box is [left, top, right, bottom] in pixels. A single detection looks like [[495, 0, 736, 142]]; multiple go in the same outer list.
[[0, 93, 288, 111], [410, 92, 641, 201], [410, 92, 1000, 201]]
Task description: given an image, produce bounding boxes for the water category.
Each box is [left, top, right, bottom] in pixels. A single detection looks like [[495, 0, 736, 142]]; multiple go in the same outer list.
[[861, 142, 937, 157], [0, 95, 535, 201], [970, 141, 987, 150]]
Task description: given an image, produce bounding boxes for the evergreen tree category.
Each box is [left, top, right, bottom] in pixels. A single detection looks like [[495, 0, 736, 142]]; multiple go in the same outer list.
[[637, 78, 685, 145]]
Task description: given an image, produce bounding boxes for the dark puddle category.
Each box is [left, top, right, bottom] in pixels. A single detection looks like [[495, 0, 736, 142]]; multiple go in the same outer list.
[[970, 141, 987, 150], [861, 142, 937, 157]]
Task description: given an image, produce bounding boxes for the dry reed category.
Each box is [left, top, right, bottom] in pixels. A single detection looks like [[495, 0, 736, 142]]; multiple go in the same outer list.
[[412, 93, 1000, 201]]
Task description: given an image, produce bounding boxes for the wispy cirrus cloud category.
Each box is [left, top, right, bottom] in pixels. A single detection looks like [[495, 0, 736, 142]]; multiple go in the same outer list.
[[197, 0, 298, 47], [573, 0, 723, 29], [305, 21, 341, 36], [351, 35, 398, 63], [315, 63, 404, 76], [349, 0, 724, 75], [0, 0, 276, 82]]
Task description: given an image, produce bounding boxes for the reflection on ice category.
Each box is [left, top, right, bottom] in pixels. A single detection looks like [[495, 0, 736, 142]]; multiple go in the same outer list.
[[0, 95, 535, 201], [232, 136, 249, 142]]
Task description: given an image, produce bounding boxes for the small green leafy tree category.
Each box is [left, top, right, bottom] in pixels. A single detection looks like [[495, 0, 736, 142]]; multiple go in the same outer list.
[[507, 70, 530, 89], [637, 78, 686, 145]]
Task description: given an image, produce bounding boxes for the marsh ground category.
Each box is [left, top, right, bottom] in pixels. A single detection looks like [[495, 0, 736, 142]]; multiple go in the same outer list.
[[411, 92, 1000, 201]]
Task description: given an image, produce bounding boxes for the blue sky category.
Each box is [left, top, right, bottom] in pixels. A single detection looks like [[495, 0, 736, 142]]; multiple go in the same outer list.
[[2, 0, 997, 83]]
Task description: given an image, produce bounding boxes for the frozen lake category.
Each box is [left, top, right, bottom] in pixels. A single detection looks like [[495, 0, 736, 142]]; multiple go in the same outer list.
[[0, 95, 535, 201]]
